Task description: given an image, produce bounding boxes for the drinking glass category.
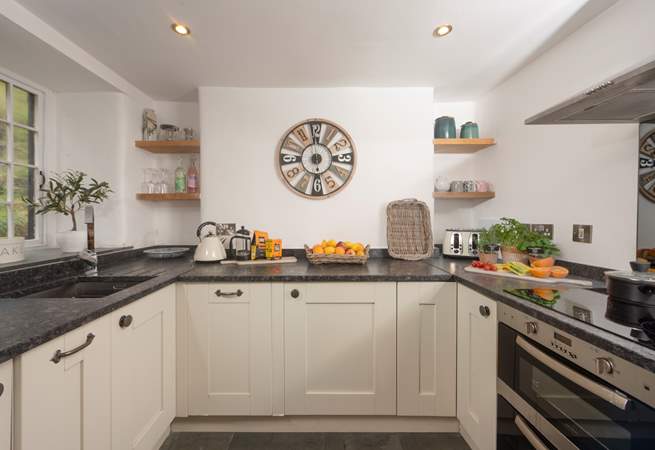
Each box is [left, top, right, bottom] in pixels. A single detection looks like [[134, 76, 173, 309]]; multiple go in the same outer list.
[[141, 168, 155, 193]]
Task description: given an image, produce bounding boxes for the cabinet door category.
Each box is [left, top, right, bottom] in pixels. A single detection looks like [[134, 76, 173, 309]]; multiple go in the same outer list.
[[457, 284, 497, 450], [14, 316, 111, 450], [285, 282, 396, 415], [397, 282, 456, 416], [185, 283, 272, 415], [0, 360, 12, 450], [111, 285, 175, 450]]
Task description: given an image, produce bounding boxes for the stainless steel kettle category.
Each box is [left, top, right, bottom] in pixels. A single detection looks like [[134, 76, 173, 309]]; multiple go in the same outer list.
[[193, 222, 227, 262]]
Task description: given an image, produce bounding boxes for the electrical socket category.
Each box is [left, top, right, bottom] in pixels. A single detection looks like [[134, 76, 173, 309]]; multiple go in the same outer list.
[[572, 224, 593, 243], [530, 224, 554, 239]]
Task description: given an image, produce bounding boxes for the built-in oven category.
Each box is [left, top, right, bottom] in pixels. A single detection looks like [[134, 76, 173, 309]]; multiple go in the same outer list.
[[498, 303, 655, 450]]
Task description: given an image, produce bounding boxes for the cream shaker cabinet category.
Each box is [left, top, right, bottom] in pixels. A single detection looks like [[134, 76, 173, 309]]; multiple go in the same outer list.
[[457, 284, 498, 450], [181, 283, 274, 415], [284, 282, 397, 415], [111, 285, 176, 450], [397, 282, 457, 416], [14, 315, 111, 450], [0, 360, 12, 450]]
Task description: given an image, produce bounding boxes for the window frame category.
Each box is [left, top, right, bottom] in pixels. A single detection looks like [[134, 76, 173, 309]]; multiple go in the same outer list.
[[0, 72, 45, 246]]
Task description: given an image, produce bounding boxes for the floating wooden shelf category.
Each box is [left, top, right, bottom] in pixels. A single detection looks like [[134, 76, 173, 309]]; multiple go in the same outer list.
[[433, 191, 495, 200], [136, 193, 200, 201], [135, 140, 200, 153], [433, 138, 496, 154]]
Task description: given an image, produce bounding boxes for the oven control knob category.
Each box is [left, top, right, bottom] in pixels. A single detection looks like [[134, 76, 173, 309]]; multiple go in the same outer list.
[[526, 321, 538, 335], [596, 357, 614, 375]]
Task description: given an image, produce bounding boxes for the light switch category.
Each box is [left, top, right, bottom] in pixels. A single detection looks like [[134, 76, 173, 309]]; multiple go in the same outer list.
[[573, 224, 592, 243], [530, 224, 554, 239]]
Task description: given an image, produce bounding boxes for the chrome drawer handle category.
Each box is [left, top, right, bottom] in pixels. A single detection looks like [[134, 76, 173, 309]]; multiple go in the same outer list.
[[51, 333, 95, 364], [119, 315, 133, 328], [215, 289, 243, 298]]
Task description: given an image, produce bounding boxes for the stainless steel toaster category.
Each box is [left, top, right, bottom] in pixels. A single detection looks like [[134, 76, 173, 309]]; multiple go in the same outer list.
[[442, 229, 483, 258]]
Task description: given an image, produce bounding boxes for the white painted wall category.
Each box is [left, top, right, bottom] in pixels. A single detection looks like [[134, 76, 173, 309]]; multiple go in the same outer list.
[[470, 0, 652, 269], [199, 87, 434, 248], [55, 93, 200, 247]]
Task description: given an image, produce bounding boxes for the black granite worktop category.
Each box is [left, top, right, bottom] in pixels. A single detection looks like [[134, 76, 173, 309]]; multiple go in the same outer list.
[[1, 249, 654, 373], [180, 257, 452, 282]]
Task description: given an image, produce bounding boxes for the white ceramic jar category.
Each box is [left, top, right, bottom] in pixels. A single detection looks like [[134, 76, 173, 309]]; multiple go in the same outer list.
[[57, 230, 87, 253], [0, 237, 25, 264]]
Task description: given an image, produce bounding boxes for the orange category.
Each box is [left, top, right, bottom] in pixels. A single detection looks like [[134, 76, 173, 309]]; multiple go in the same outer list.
[[529, 267, 552, 278], [327, 240, 337, 247], [531, 257, 555, 268], [312, 245, 324, 254], [550, 266, 569, 278], [324, 246, 336, 255], [335, 247, 346, 255]]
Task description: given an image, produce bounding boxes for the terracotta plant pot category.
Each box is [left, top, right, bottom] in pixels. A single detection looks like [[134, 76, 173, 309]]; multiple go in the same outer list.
[[501, 246, 529, 264], [479, 252, 498, 264]]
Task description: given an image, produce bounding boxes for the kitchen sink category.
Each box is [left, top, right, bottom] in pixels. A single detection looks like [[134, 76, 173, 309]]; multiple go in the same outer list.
[[19, 276, 155, 299]]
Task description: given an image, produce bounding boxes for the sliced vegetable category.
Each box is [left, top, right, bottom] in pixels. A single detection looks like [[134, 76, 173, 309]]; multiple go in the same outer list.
[[550, 266, 570, 278], [530, 256, 555, 268], [507, 261, 531, 276], [529, 267, 552, 278]]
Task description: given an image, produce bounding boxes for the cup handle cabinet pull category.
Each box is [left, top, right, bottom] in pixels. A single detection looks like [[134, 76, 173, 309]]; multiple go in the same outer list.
[[119, 315, 133, 328], [51, 333, 95, 364], [479, 305, 491, 317], [215, 289, 244, 298]]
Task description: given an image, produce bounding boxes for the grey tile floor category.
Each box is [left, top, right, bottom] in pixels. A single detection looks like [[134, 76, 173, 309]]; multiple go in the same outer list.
[[160, 432, 471, 450]]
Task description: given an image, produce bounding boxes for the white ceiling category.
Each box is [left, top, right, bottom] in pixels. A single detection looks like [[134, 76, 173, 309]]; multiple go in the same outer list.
[[0, 14, 116, 93], [11, 0, 617, 101]]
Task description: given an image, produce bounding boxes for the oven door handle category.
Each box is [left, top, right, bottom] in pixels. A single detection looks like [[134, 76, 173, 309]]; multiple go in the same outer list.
[[514, 415, 549, 450], [516, 336, 630, 411]]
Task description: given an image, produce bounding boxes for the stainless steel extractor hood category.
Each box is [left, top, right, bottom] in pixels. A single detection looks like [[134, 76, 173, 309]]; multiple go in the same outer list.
[[525, 60, 655, 124]]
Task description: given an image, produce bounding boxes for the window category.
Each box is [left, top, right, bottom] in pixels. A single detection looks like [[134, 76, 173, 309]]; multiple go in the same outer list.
[[0, 75, 43, 243]]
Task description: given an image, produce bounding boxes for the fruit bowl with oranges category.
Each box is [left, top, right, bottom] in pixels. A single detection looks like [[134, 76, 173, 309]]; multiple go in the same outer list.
[[305, 240, 369, 265]]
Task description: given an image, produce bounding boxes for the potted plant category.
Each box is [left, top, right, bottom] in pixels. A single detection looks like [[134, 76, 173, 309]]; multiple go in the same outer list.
[[478, 227, 501, 264], [487, 217, 559, 264], [25, 170, 112, 252]]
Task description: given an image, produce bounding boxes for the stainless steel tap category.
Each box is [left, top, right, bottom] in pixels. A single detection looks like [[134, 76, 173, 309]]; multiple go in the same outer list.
[[78, 249, 98, 275]]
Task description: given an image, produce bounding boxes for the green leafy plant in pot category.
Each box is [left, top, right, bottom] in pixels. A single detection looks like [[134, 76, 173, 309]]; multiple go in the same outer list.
[[478, 227, 501, 264], [25, 170, 112, 252], [487, 217, 559, 264]]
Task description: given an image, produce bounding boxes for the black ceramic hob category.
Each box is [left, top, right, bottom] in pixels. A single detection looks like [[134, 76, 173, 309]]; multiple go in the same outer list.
[[504, 286, 655, 346]]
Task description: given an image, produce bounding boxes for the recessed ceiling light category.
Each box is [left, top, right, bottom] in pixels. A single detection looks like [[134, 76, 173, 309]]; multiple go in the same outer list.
[[433, 24, 453, 38], [172, 23, 191, 36]]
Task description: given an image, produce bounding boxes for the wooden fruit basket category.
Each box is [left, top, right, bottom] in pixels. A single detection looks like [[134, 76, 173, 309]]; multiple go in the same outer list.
[[304, 245, 370, 265]]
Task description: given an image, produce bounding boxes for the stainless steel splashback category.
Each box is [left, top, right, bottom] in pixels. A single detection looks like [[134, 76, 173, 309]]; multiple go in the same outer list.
[[525, 60, 655, 124]]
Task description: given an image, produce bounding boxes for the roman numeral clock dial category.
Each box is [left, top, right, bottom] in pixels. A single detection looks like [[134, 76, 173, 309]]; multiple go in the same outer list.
[[277, 119, 356, 199], [640, 129, 655, 203]]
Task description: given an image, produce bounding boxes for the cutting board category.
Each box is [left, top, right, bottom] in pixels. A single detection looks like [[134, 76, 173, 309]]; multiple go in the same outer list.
[[464, 266, 593, 287], [220, 256, 298, 266]]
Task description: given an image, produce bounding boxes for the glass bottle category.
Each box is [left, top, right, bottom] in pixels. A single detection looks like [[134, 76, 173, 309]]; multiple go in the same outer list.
[[175, 158, 186, 193], [187, 158, 199, 193]]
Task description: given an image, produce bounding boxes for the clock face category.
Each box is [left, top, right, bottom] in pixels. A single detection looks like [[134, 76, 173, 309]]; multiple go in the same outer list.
[[276, 119, 356, 199], [640, 129, 655, 203]]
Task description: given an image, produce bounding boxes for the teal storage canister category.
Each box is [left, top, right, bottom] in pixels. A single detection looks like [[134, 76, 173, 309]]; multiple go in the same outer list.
[[434, 116, 456, 138], [460, 121, 480, 138]]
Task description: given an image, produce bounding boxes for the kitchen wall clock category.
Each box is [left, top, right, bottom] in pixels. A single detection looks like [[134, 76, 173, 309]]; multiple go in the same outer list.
[[276, 118, 356, 199], [640, 129, 655, 203]]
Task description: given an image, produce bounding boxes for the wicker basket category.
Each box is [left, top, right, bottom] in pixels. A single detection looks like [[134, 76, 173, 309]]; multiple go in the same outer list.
[[386, 199, 433, 260], [304, 245, 370, 265]]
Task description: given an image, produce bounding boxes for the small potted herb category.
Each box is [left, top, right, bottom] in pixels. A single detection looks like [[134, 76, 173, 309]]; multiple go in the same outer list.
[[485, 218, 559, 264], [25, 170, 112, 252], [478, 227, 501, 264]]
